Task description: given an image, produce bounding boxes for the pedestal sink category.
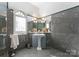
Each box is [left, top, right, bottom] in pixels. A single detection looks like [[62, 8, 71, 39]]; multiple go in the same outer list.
[[32, 33, 45, 50]]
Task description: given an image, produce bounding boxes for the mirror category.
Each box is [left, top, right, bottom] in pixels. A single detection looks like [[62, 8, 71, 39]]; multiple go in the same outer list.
[[32, 18, 48, 33]]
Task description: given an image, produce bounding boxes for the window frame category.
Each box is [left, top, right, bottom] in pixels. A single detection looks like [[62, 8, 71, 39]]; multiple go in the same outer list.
[[13, 11, 27, 34]]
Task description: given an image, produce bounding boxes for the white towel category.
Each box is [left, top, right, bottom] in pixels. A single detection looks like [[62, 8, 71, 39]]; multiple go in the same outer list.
[[10, 34, 19, 49]]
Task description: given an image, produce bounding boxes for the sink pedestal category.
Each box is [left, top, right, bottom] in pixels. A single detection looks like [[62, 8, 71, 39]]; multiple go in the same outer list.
[[32, 33, 45, 50], [37, 36, 42, 50]]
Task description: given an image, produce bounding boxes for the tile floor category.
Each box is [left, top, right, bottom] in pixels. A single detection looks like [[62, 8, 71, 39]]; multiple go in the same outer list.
[[14, 48, 72, 57]]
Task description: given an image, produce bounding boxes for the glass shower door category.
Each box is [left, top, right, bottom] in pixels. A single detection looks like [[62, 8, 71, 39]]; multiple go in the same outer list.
[[0, 16, 7, 49], [0, 2, 7, 50]]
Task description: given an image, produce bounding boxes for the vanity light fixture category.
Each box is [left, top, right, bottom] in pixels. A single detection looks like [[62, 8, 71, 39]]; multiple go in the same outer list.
[[33, 20, 37, 23], [32, 17, 37, 23], [32, 17, 37, 21], [42, 17, 46, 21], [42, 18, 45, 20]]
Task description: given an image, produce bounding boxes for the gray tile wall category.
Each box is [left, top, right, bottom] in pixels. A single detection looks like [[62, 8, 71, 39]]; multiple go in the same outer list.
[[51, 6, 79, 56], [7, 9, 14, 35], [17, 35, 28, 49]]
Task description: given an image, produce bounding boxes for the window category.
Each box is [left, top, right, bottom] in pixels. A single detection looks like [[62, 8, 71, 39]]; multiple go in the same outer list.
[[14, 11, 27, 34], [15, 16, 26, 32]]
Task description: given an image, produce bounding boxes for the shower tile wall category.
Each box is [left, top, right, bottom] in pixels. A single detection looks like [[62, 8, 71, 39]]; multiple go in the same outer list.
[[51, 6, 79, 56], [7, 9, 14, 35]]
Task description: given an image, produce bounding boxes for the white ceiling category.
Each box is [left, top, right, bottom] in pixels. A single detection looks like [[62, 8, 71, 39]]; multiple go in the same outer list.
[[30, 2, 79, 17], [8, 2, 79, 17], [8, 2, 40, 17]]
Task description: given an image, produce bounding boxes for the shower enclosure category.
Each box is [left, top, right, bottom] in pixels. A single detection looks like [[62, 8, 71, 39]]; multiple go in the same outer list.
[[0, 2, 8, 57]]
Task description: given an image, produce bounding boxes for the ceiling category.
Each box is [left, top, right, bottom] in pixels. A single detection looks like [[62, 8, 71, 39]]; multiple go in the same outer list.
[[8, 2, 79, 17], [30, 2, 79, 17], [8, 2, 40, 17]]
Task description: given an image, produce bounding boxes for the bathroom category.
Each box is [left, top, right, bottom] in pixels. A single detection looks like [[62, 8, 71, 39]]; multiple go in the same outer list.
[[1, 2, 79, 57]]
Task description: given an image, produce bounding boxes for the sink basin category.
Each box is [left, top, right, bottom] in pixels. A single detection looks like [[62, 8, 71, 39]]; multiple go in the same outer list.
[[32, 33, 45, 36]]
